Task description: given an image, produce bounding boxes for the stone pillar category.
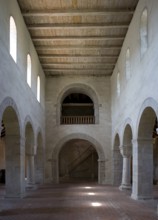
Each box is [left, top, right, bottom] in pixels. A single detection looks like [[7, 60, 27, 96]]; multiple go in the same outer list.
[[98, 159, 106, 184], [52, 158, 59, 183], [119, 145, 132, 190], [113, 147, 123, 186], [131, 138, 153, 200], [5, 135, 25, 198], [27, 154, 35, 185], [35, 156, 44, 184]]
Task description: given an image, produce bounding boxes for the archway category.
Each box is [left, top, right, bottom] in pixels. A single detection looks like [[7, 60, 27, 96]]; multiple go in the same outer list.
[[25, 121, 35, 186], [59, 139, 98, 183], [120, 124, 133, 190], [153, 118, 158, 185], [0, 121, 5, 185], [56, 83, 99, 124], [132, 106, 157, 200], [61, 93, 95, 125], [0, 104, 24, 197], [52, 133, 106, 184], [113, 134, 122, 186], [35, 131, 44, 184]]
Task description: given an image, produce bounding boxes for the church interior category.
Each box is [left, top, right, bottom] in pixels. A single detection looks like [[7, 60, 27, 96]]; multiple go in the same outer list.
[[0, 0, 158, 219]]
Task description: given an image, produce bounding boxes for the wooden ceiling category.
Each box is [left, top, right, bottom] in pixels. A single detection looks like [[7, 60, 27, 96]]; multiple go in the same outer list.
[[17, 0, 139, 77]]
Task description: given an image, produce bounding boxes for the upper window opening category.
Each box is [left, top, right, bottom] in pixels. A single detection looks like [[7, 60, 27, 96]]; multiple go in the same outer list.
[[126, 48, 131, 80], [117, 72, 120, 96], [61, 93, 95, 124], [27, 54, 31, 87], [140, 8, 148, 56], [37, 76, 40, 102], [10, 16, 17, 62]]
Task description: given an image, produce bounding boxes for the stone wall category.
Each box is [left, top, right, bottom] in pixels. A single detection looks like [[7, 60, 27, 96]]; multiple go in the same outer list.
[[111, 0, 158, 142], [0, 0, 45, 197], [0, 0, 45, 142], [111, 0, 158, 199], [45, 75, 112, 184]]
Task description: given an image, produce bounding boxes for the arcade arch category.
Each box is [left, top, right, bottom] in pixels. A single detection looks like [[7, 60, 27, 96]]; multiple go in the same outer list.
[[52, 133, 106, 184]]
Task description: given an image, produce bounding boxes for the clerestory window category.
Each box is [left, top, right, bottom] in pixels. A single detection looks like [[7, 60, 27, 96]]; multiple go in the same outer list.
[[10, 16, 17, 62]]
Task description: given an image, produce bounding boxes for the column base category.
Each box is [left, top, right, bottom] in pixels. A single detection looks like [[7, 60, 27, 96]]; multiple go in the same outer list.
[[5, 192, 25, 198], [26, 183, 37, 190], [119, 184, 131, 191], [131, 193, 153, 200]]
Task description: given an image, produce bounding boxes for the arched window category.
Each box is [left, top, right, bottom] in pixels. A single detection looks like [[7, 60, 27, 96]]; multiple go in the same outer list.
[[117, 72, 120, 96], [126, 48, 131, 80], [10, 16, 17, 62], [37, 76, 40, 102], [140, 8, 148, 56], [61, 93, 95, 124], [27, 54, 31, 87]]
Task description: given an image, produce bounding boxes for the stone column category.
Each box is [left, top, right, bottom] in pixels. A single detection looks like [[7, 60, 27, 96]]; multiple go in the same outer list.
[[119, 144, 132, 190], [27, 154, 35, 185], [5, 135, 25, 198], [131, 138, 153, 200], [52, 158, 59, 183], [35, 156, 44, 184], [98, 159, 106, 184], [113, 147, 123, 186]]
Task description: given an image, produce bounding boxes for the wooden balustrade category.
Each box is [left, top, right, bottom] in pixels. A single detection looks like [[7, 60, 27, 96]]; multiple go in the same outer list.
[[61, 116, 95, 124]]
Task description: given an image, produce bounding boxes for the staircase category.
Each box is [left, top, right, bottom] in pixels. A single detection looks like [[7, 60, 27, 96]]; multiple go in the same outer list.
[[60, 146, 96, 181]]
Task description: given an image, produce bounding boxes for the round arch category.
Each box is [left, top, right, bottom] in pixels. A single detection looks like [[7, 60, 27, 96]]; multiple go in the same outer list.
[[24, 116, 35, 186], [56, 83, 99, 124], [122, 118, 133, 143], [122, 119, 133, 146], [122, 123, 133, 190], [24, 116, 35, 155], [0, 97, 22, 135], [132, 98, 158, 200], [113, 133, 122, 186], [113, 133, 120, 151], [52, 133, 106, 184], [136, 97, 158, 138], [0, 97, 24, 197], [35, 130, 44, 184]]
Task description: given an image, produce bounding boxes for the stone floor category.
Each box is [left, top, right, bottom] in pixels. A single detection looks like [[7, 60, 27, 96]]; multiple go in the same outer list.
[[0, 183, 158, 220]]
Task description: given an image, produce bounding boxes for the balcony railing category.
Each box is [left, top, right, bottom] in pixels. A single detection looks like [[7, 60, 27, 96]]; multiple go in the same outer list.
[[61, 116, 95, 124]]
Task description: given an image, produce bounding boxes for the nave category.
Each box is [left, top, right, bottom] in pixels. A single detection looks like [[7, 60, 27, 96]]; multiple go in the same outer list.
[[0, 183, 158, 220]]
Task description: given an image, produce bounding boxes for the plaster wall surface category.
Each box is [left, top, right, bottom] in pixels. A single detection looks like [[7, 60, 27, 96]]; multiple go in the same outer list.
[[0, 0, 45, 143], [45, 75, 112, 184], [111, 0, 158, 142]]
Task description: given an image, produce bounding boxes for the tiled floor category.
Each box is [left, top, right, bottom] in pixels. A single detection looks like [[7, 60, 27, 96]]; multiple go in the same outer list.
[[0, 183, 158, 220]]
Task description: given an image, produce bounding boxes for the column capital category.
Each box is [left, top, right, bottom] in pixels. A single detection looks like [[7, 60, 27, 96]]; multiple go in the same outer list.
[[119, 144, 132, 157]]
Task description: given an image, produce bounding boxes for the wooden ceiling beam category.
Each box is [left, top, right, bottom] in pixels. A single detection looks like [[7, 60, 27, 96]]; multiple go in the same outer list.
[[22, 8, 134, 17], [39, 55, 118, 58], [35, 45, 122, 50], [43, 67, 113, 72], [42, 63, 115, 68], [45, 72, 112, 77], [41, 62, 115, 65], [32, 36, 125, 41], [27, 23, 129, 29]]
